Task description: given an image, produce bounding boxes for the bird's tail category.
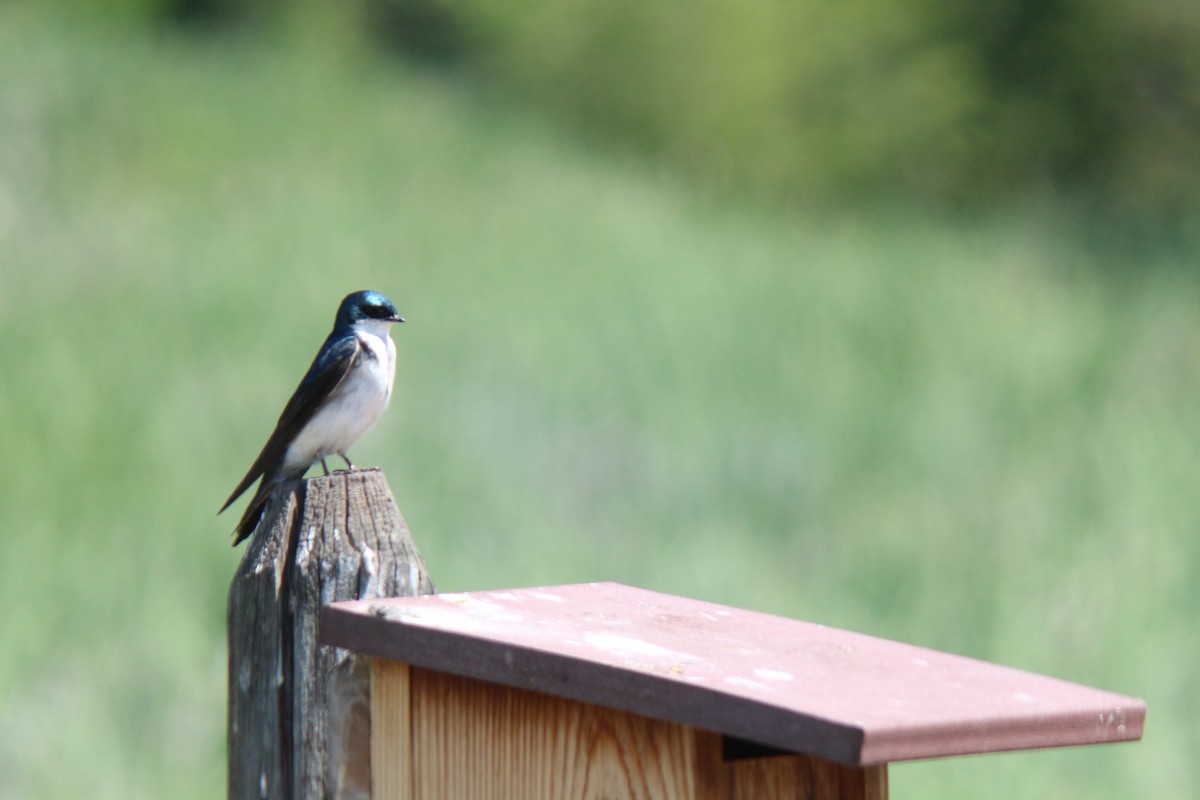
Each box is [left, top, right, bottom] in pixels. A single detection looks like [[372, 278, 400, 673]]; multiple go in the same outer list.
[[231, 467, 295, 546], [232, 484, 271, 546]]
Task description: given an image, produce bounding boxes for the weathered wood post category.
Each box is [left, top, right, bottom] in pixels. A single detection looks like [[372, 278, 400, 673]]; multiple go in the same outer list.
[[228, 468, 434, 800]]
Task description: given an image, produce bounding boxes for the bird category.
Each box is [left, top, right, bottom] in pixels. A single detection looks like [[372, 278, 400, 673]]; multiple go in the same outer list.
[[220, 290, 405, 545]]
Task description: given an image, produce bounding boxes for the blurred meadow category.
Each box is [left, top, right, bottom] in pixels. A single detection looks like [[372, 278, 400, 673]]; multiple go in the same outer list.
[[1, 2, 1198, 798]]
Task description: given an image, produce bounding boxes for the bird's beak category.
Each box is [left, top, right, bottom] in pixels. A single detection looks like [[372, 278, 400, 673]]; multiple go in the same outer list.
[[394, 315, 405, 324]]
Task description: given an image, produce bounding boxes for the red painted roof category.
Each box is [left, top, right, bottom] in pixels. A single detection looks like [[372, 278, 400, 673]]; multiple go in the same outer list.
[[320, 582, 1144, 765]]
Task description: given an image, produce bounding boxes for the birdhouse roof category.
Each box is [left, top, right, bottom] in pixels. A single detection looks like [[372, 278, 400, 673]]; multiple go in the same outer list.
[[320, 582, 1143, 765]]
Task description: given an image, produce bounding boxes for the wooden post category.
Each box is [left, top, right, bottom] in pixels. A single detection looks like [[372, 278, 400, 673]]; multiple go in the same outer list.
[[228, 468, 434, 800]]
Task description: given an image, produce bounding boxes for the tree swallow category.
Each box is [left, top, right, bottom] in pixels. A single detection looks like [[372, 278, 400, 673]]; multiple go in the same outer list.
[[220, 290, 405, 544]]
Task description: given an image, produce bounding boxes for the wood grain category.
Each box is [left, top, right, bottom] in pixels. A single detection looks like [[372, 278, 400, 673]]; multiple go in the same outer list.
[[400, 667, 723, 800], [228, 469, 433, 800], [728, 756, 887, 799], [370, 660, 413, 800], [368, 661, 885, 800]]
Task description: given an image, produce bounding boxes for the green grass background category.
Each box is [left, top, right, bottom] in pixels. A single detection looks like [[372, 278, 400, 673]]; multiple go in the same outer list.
[[1, 5, 1197, 798]]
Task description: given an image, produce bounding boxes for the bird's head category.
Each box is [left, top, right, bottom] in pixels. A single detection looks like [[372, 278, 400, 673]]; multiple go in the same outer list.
[[336, 290, 405, 329]]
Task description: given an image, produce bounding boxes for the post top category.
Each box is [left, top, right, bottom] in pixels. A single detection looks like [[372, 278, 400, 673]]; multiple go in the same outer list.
[[320, 582, 1144, 765]]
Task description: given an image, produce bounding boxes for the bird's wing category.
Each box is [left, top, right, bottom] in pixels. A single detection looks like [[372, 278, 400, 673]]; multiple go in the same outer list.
[[219, 332, 362, 514]]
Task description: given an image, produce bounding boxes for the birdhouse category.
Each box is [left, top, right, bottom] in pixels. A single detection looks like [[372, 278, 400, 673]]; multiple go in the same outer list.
[[319, 582, 1144, 799]]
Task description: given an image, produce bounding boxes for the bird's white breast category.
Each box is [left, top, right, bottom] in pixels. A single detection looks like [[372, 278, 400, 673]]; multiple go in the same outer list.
[[283, 322, 397, 473]]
